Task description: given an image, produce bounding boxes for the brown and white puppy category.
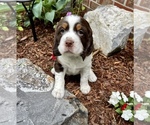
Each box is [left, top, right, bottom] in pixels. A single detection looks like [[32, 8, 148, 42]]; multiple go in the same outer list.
[[51, 15, 97, 98]]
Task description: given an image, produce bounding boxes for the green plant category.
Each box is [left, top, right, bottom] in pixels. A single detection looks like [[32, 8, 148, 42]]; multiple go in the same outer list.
[[0, 3, 26, 31], [71, 0, 85, 15], [0, 14, 8, 31], [32, 0, 71, 24], [16, 3, 31, 30], [108, 91, 150, 123]]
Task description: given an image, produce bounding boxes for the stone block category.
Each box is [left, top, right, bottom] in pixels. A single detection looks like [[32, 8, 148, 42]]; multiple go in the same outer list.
[[84, 5, 133, 56]]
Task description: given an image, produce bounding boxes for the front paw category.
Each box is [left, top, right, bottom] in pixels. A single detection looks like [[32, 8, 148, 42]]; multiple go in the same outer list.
[[80, 84, 91, 94], [52, 88, 64, 98], [89, 70, 97, 82]]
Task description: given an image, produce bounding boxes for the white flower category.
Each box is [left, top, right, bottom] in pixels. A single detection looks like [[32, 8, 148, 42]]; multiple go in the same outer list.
[[121, 110, 133, 121], [145, 91, 150, 98], [108, 91, 121, 106], [121, 92, 128, 102], [134, 92, 143, 102], [130, 91, 134, 98], [129, 91, 143, 102], [134, 110, 149, 121]]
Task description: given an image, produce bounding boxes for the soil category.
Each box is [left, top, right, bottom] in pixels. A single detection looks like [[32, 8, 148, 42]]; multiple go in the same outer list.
[[1, 17, 149, 125]]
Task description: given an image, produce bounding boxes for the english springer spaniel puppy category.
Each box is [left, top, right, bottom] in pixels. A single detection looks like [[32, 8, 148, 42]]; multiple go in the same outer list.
[[51, 15, 97, 98]]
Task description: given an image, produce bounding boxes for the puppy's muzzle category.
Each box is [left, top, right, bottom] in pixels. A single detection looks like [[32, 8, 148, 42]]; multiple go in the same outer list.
[[65, 39, 74, 48]]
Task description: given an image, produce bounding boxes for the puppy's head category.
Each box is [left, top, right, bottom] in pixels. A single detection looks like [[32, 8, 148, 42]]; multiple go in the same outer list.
[[53, 15, 93, 60]]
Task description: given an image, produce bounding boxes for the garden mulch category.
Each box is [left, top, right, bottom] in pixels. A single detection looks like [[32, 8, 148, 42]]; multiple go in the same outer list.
[[1, 18, 149, 125]]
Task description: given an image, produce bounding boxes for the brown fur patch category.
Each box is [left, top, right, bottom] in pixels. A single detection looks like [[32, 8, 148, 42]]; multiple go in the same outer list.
[[54, 61, 64, 72], [76, 23, 82, 31], [61, 22, 68, 30]]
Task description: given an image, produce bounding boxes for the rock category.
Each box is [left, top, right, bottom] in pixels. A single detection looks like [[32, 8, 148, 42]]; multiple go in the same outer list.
[[0, 58, 16, 92], [84, 5, 133, 56], [0, 58, 88, 125], [62, 98, 88, 125], [0, 58, 53, 92], [134, 9, 150, 49], [0, 58, 16, 124], [17, 58, 53, 92], [17, 88, 88, 125], [0, 87, 16, 125]]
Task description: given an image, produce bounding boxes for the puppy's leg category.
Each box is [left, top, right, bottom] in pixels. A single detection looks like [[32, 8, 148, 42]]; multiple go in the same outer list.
[[52, 62, 65, 98], [88, 69, 97, 82], [80, 67, 91, 94], [52, 72, 65, 98], [51, 68, 55, 75]]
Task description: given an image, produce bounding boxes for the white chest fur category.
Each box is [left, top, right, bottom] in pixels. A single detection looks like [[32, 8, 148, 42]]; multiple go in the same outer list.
[[58, 54, 92, 75]]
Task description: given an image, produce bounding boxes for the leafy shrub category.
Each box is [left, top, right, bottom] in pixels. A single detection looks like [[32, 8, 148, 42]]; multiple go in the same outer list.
[[71, 0, 85, 15], [0, 0, 85, 31], [32, 0, 71, 24]]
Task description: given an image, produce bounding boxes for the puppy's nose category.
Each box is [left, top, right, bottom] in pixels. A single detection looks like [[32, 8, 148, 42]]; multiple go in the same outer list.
[[65, 40, 74, 47]]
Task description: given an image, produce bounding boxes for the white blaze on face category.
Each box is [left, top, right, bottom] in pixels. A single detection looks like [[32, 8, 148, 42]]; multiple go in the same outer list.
[[58, 15, 84, 55]]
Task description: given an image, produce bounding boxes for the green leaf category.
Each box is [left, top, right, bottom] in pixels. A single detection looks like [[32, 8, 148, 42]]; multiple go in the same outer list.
[[129, 116, 134, 122], [82, 6, 85, 11], [114, 103, 119, 108], [115, 108, 122, 114], [53, 24, 56, 29], [18, 26, 23, 31], [145, 116, 150, 122], [16, 4, 25, 13], [119, 100, 124, 105], [33, 0, 43, 18], [0, 5, 10, 13], [128, 97, 134, 103], [43, 0, 54, 9], [56, 0, 70, 11], [126, 105, 132, 110], [2, 27, 9, 31], [45, 10, 55, 23], [147, 110, 150, 114], [35, 0, 41, 3], [24, 20, 30, 27]]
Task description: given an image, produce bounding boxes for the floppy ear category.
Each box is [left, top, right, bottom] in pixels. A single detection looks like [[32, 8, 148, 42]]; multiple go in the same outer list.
[[53, 29, 61, 56], [53, 38, 61, 56], [81, 36, 94, 60], [81, 23, 94, 60]]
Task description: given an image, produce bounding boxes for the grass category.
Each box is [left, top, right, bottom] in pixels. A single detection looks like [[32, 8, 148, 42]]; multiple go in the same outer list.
[[0, 3, 27, 13]]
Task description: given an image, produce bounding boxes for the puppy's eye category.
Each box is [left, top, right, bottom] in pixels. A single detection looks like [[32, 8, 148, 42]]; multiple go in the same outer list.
[[77, 30, 84, 36], [60, 28, 65, 34]]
